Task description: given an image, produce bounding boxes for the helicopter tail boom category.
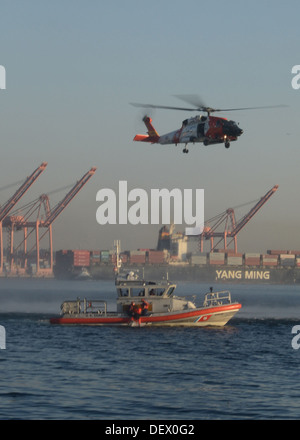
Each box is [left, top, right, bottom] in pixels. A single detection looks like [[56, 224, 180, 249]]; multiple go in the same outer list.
[[133, 116, 160, 143]]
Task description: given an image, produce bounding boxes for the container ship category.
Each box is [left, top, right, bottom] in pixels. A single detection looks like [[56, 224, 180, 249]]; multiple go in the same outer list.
[[54, 246, 300, 284]]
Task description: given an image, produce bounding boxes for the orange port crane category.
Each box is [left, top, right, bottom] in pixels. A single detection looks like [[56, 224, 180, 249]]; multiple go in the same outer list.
[[199, 185, 279, 253], [4, 167, 96, 276], [0, 162, 48, 272]]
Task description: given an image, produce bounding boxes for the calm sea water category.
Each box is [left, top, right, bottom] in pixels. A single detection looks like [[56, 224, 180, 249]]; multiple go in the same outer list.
[[0, 278, 300, 420]]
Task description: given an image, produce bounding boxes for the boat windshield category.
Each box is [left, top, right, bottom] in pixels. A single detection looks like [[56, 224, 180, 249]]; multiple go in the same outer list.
[[117, 281, 177, 298], [166, 287, 175, 297], [148, 288, 165, 297], [131, 288, 146, 297]]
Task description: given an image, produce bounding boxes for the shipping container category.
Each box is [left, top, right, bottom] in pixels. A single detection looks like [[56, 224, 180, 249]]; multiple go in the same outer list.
[[227, 256, 243, 266], [208, 253, 225, 265], [148, 250, 164, 256], [129, 250, 146, 264], [226, 252, 243, 257], [280, 254, 295, 260], [209, 252, 225, 260], [262, 255, 278, 266], [90, 256, 100, 265], [147, 250, 166, 264], [90, 250, 100, 256], [280, 254, 295, 267], [216, 249, 235, 254], [209, 260, 225, 265], [100, 251, 110, 262], [130, 250, 146, 256], [73, 250, 90, 267], [129, 255, 146, 264], [281, 259, 295, 267], [244, 257, 261, 266], [191, 255, 207, 265]]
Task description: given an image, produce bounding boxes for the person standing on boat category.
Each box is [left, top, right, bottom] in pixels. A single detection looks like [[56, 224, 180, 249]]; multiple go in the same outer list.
[[128, 301, 135, 317], [141, 299, 149, 316], [128, 301, 142, 325], [134, 304, 142, 325]]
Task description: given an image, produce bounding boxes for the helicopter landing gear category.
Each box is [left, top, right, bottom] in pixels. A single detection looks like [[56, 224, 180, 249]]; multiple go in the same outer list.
[[183, 146, 189, 153]]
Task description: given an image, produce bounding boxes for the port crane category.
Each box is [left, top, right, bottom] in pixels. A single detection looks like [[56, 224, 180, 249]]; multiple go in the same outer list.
[[199, 185, 279, 253], [3, 166, 96, 276], [0, 162, 48, 273]]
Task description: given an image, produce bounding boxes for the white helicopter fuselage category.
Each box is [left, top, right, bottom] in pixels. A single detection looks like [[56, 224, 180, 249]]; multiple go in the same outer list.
[[158, 116, 208, 145]]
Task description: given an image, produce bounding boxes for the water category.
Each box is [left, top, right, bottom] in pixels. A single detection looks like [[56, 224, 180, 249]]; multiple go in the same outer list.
[[0, 278, 300, 420]]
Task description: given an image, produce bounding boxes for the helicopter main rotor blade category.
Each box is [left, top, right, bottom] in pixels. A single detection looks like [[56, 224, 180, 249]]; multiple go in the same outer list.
[[130, 102, 197, 112], [213, 104, 288, 112], [174, 95, 288, 113], [131, 100, 288, 114]]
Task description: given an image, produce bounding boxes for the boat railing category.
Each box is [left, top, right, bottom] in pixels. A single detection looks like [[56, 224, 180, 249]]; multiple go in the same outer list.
[[203, 291, 232, 307], [61, 298, 107, 315]]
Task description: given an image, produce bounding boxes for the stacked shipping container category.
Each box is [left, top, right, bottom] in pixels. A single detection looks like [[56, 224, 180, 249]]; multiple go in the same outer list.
[[72, 250, 90, 267], [280, 254, 296, 267], [262, 255, 278, 266], [227, 253, 243, 266], [129, 250, 146, 264], [148, 250, 167, 264], [190, 254, 207, 265], [55, 248, 300, 272], [208, 252, 225, 265], [55, 250, 90, 268], [90, 250, 100, 265], [244, 253, 261, 266]]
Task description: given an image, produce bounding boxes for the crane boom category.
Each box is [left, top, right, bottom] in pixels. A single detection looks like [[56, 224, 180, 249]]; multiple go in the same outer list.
[[198, 185, 279, 252], [43, 167, 97, 227], [0, 162, 47, 222], [230, 185, 278, 237]]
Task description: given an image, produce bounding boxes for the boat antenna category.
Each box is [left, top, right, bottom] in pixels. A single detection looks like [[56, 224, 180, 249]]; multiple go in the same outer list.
[[113, 239, 122, 276]]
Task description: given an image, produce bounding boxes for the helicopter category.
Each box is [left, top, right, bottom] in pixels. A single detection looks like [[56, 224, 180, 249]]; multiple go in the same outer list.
[[131, 95, 285, 153]]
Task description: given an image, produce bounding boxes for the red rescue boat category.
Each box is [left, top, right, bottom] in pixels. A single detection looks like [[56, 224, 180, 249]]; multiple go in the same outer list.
[[50, 274, 241, 327]]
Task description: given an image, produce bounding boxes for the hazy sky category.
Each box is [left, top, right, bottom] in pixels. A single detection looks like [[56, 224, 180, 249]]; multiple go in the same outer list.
[[0, 0, 299, 253]]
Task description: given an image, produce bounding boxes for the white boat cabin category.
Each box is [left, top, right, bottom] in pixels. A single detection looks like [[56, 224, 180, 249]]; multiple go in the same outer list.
[[115, 279, 196, 314]]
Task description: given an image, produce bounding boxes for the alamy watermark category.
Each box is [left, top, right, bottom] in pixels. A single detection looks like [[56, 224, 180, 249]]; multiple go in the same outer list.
[[291, 325, 300, 350], [291, 65, 300, 90], [0, 325, 6, 349], [0, 65, 6, 89], [96, 181, 204, 235]]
